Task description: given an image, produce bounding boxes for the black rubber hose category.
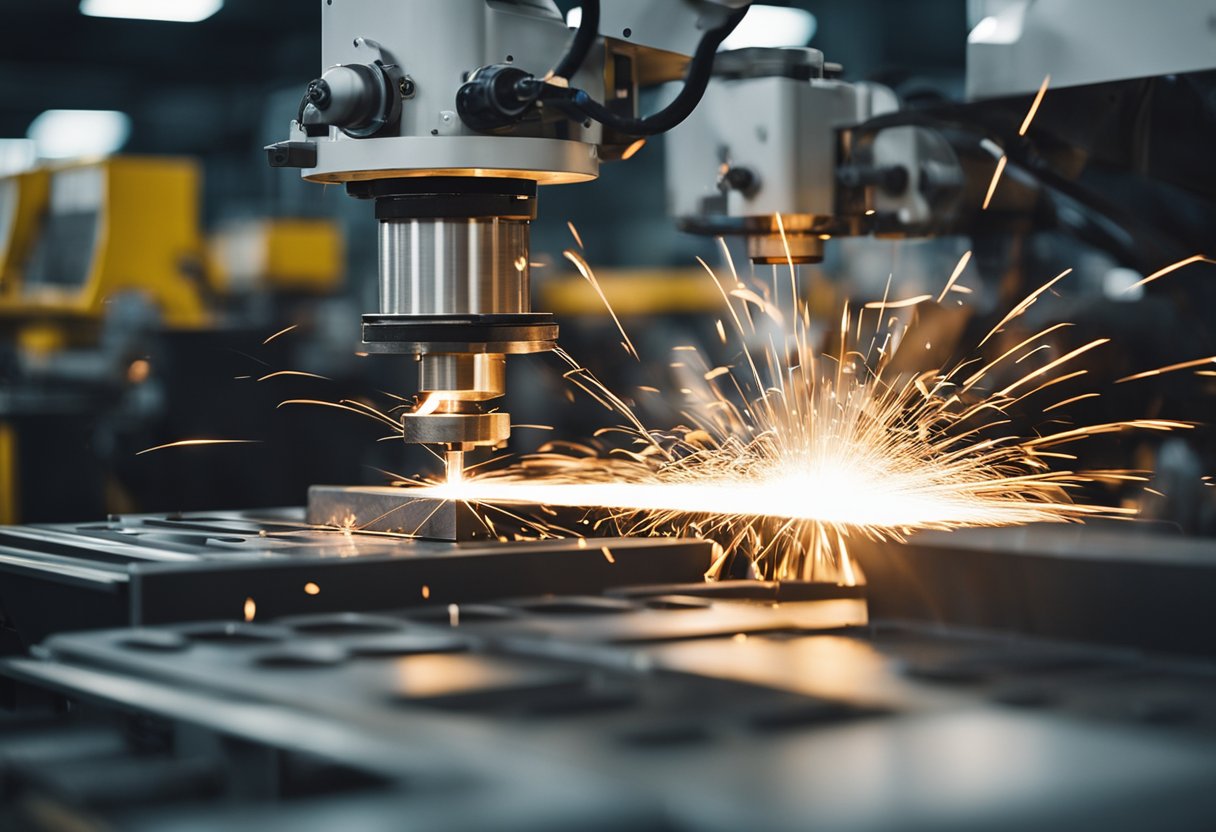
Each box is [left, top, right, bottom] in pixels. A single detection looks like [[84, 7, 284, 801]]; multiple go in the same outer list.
[[564, 4, 750, 136], [552, 0, 600, 81]]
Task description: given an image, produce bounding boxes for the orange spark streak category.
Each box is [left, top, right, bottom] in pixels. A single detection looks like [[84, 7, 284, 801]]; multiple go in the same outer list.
[[1018, 74, 1051, 136], [621, 138, 646, 160], [937, 251, 972, 303], [978, 269, 1072, 347], [1043, 392, 1100, 413], [262, 324, 298, 345], [257, 370, 331, 382], [1126, 254, 1216, 292], [982, 155, 1008, 210], [564, 249, 639, 360], [566, 220, 584, 250], [1118, 355, 1216, 383], [136, 439, 261, 456], [863, 294, 933, 310]]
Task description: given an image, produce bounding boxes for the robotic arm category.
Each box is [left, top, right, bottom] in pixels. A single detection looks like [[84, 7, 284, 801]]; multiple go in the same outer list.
[[267, 0, 750, 475]]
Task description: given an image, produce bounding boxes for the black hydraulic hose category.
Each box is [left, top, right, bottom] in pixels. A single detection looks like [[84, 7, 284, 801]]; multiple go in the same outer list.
[[552, 0, 600, 81], [563, 3, 750, 136]]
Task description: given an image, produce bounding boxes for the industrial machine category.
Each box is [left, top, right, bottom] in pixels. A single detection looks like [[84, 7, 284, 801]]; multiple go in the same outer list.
[[0, 156, 354, 523], [265, 0, 1216, 511], [2, 1, 1216, 829], [267, 0, 882, 479], [0, 157, 211, 522]]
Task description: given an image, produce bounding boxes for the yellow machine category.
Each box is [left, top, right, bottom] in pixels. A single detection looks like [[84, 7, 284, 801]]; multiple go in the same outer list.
[[0, 155, 344, 523], [0, 157, 211, 521], [208, 218, 344, 296], [0, 156, 210, 342]]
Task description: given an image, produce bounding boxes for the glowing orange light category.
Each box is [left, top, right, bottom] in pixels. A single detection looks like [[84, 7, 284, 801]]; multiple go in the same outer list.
[[621, 138, 646, 160], [127, 359, 151, 384]]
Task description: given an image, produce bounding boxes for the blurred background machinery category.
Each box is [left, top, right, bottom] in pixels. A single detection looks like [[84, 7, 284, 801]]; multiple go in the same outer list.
[[0, 154, 364, 522]]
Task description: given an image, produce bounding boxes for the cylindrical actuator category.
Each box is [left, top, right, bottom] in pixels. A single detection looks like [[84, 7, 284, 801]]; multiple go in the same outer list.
[[378, 217, 529, 317]]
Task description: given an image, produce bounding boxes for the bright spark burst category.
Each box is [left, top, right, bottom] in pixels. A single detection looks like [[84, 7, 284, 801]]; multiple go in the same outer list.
[[405, 240, 1190, 582]]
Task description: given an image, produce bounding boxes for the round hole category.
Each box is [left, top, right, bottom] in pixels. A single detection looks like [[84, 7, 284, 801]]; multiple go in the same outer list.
[[510, 596, 637, 615], [281, 613, 404, 636], [622, 27, 632, 38], [644, 596, 712, 610], [119, 630, 190, 652], [405, 603, 518, 624], [256, 645, 348, 668], [348, 634, 470, 658], [184, 623, 285, 645], [506, 54, 514, 62]]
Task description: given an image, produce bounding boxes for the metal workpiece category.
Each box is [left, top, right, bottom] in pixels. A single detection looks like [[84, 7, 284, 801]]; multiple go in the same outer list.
[[12, 571, 1216, 831], [307, 485, 491, 540], [305, 484, 634, 543], [851, 524, 1216, 658], [0, 509, 714, 645], [377, 218, 530, 316]]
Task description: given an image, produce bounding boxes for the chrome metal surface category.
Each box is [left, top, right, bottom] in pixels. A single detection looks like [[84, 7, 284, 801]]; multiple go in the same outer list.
[[746, 232, 825, 264], [419, 354, 506, 399], [378, 218, 530, 316], [359, 335, 555, 355]]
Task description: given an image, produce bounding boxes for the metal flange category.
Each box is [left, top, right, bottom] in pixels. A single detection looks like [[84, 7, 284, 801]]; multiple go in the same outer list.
[[400, 411, 511, 446]]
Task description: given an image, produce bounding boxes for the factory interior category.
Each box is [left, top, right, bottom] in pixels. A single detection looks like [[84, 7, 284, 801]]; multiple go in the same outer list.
[[1, 0, 1215, 829]]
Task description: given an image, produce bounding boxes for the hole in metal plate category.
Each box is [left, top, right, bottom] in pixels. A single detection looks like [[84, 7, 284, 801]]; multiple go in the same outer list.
[[281, 613, 404, 636], [508, 596, 638, 615], [118, 630, 191, 652], [256, 644, 349, 668], [347, 633, 470, 658], [403, 604, 519, 624], [183, 623, 287, 645]]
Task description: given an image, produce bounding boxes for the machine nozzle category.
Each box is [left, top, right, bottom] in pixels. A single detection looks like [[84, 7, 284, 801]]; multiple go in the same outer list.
[[444, 448, 465, 486]]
